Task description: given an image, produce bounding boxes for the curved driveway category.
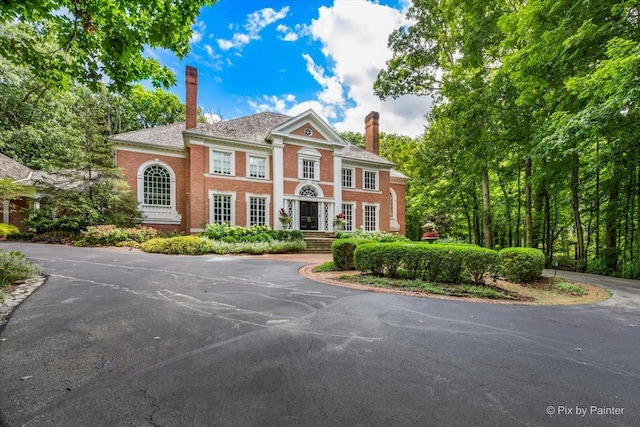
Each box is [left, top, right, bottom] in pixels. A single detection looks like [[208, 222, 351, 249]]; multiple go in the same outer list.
[[1, 243, 639, 426]]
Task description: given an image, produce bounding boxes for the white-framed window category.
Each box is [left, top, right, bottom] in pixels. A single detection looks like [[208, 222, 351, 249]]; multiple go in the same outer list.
[[342, 168, 354, 188], [363, 204, 379, 231], [210, 149, 234, 176], [137, 160, 181, 224], [248, 196, 268, 226], [363, 170, 378, 191], [342, 203, 355, 232], [248, 155, 267, 179], [298, 148, 321, 181], [209, 191, 235, 225], [390, 190, 396, 220]]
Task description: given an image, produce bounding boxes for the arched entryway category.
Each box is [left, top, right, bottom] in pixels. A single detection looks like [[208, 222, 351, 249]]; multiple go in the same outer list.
[[298, 185, 319, 231]]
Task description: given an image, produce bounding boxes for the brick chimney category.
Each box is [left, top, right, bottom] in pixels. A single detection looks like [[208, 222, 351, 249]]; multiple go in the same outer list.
[[365, 111, 379, 155], [185, 66, 198, 130]]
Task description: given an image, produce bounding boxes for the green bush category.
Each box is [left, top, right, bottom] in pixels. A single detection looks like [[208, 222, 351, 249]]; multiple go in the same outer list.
[[499, 247, 545, 283], [141, 236, 214, 255], [79, 225, 158, 246], [202, 223, 303, 242], [0, 250, 40, 289], [335, 229, 409, 242], [331, 238, 368, 270], [0, 223, 20, 238], [353, 242, 500, 284]]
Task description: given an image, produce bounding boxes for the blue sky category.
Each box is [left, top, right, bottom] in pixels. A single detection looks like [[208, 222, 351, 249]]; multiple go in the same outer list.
[[147, 0, 431, 136]]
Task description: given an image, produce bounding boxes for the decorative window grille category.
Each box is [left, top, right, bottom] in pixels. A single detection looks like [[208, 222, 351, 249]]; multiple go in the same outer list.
[[342, 203, 354, 231], [212, 194, 232, 224], [212, 151, 232, 175], [249, 197, 266, 226], [364, 205, 377, 231], [143, 165, 171, 206], [249, 156, 266, 178], [364, 171, 377, 190], [323, 203, 330, 231], [287, 200, 295, 230], [299, 185, 318, 197], [342, 168, 353, 188], [302, 159, 315, 180]]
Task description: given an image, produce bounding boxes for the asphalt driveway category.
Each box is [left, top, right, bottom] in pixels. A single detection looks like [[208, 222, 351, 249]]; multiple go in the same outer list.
[[1, 243, 639, 426]]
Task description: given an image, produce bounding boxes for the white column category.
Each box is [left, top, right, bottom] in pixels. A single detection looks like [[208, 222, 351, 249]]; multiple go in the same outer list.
[[272, 138, 285, 229], [333, 150, 343, 217]]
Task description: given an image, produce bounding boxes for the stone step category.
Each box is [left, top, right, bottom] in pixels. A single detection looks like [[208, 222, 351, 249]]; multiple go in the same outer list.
[[303, 237, 334, 253]]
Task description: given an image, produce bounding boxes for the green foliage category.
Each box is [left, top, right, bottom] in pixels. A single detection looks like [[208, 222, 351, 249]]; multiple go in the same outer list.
[[335, 229, 409, 242], [0, 2, 215, 91], [0, 249, 40, 289], [331, 238, 368, 271], [353, 242, 500, 284], [0, 223, 20, 238], [313, 261, 337, 273], [202, 223, 303, 243], [499, 248, 546, 283], [551, 280, 588, 296], [78, 225, 158, 246], [141, 236, 214, 255]]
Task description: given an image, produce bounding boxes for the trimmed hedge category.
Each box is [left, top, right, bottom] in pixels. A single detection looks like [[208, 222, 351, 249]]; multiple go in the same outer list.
[[142, 236, 214, 255], [78, 225, 158, 246], [331, 238, 368, 270], [353, 242, 500, 285], [202, 223, 303, 242], [141, 236, 306, 255], [499, 247, 545, 283]]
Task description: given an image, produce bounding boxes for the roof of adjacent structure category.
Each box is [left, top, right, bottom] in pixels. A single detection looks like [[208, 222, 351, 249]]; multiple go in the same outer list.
[[0, 152, 32, 181], [110, 111, 398, 168]]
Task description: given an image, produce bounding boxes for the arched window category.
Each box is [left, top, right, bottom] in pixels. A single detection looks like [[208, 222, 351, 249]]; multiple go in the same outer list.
[[299, 185, 319, 197], [137, 160, 181, 224], [143, 165, 171, 206]]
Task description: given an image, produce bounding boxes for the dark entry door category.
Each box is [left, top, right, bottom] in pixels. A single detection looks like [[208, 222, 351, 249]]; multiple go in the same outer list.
[[299, 201, 318, 231]]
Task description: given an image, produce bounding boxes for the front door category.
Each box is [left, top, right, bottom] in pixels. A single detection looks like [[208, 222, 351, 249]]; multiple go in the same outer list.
[[299, 201, 318, 230]]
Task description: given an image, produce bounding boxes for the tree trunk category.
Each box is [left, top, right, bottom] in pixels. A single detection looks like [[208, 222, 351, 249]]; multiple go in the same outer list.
[[604, 162, 621, 273], [525, 157, 534, 247], [571, 151, 586, 271], [482, 166, 494, 249]]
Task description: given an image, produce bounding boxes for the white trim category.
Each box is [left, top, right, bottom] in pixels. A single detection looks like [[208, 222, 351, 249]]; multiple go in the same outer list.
[[209, 148, 235, 176], [298, 147, 321, 181], [115, 146, 186, 158], [333, 151, 342, 214], [341, 202, 356, 232], [272, 138, 285, 230], [295, 182, 324, 198], [363, 169, 379, 191], [136, 160, 182, 224], [245, 193, 271, 227], [362, 202, 380, 231], [389, 188, 400, 231], [341, 167, 355, 189], [208, 190, 237, 226]]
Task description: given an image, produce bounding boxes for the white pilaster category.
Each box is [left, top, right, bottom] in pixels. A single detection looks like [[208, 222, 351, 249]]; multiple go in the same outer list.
[[333, 149, 343, 216], [272, 138, 285, 229]]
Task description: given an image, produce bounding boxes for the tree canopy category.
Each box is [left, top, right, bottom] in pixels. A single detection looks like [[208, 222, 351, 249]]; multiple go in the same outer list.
[[0, 0, 215, 91]]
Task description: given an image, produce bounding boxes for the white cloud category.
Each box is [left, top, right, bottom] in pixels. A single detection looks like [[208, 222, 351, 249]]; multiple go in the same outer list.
[[248, 1, 430, 137], [276, 23, 308, 42], [217, 6, 290, 51], [190, 20, 207, 44]]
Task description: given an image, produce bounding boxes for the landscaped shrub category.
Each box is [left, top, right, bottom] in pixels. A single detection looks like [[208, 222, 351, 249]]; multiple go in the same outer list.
[[331, 238, 368, 270], [499, 247, 545, 283], [335, 229, 409, 242], [354, 242, 500, 284], [202, 223, 303, 242], [0, 223, 20, 238], [0, 250, 40, 289], [141, 236, 214, 255], [79, 225, 158, 246]]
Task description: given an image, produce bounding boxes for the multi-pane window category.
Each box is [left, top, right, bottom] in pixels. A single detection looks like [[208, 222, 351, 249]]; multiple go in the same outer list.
[[342, 168, 353, 188], [249, 197, 267, 226], [364, 205, 377, 231], [390, 191, 396, 220], [143, 165, 171, 206], [212, 194, 232, 224], [342, 203, 354, 231], [303, 159, 315, 180], [249, 156, 266, 179], [364, 171, 377, 190], [211, 150, 232, 175]]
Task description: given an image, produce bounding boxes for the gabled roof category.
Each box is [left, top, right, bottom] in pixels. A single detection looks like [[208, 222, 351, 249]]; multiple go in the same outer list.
[[341, 144, 394, 166], [187, 112, 292, 144], [0, 153, 32, 181]]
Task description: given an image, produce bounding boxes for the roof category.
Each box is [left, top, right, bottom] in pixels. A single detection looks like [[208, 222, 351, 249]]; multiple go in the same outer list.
[[110, 122, 199, 150], [0, 152, 32, 181], [186, 112, 292, 144], [391, 169, 410, 180], [110, 111, 398, 168]]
